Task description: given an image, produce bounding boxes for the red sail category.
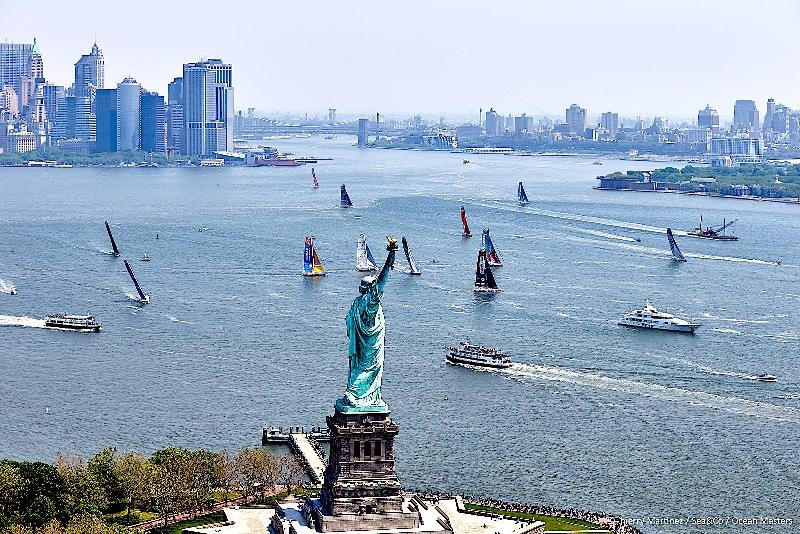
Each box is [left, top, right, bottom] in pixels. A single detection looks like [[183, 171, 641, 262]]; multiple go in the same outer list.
[[460, 206, 472, 237]]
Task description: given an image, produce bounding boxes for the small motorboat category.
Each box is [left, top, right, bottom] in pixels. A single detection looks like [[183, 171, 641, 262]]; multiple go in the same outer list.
[[593, 161, 603, 165], [9, 287, 17, 295], [755, 374, 777, 382], [463, 159, 470, 164], [141, 253, 151, 262]]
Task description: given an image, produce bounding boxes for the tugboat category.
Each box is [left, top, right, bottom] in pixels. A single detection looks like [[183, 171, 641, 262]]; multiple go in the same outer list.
[[44, 314, 101, 332], [447, 340, 512, 369], [687, 216, 738, 241], [619, 300, 700, 333]]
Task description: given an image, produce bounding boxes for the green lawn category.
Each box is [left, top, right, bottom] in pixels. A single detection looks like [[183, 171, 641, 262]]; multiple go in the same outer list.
[[147, 511, 227, 534], [464, 503, 611, 532], [104, 508, 159, 526]]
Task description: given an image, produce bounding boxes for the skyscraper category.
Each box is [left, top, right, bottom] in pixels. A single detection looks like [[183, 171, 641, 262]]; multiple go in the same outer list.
[[733, 100, 759, 136], [74, 43, 104, 103], [166, 77, 184, 153], [94, 88, 117, 153], [182, 59, 233, 156], [140, 91, 165, 154], [566, 104, 587, 136], [42, 84, 65, 127], [764, 98, 775, 133], [116, 77, 141, 151], [357, 118, 368, 147], [0, 42, 34, 111], [484, 108, 500, 136], [30, 39, 44, 80], [600, 112, 619, 139], [697, 105, 720, 134], [52, 96, 95, 142]]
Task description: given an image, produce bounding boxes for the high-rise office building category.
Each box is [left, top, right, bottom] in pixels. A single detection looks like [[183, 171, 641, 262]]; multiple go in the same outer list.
[[116, 77, 141, 151], [600, 112, 619, 139], [74, 43, 105, 103], [182, 59, 233, 156], [94, 88, 117, 153], [514, 113, 534, 135], [733, 100, 759, 136], [764, 98, 775, 133], [140, 91, 165, 153], [166, 77, 184, 153], [42, 84, 65, 126], [566, 104, 587, 136], [357, 118, 368, 147], [53, 96, 95, 141], [30, 39, 44, 80], [697, 105, 719, 134], [0, 42, 34, 111], [484, 108, 501, 136]]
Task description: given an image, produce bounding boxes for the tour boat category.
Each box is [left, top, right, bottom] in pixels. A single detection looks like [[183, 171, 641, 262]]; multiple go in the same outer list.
[[124, 260, 150, 304], [340, 185, 353, 208], [474, 249, 500, 292], [518, 181, 530, 206], [312, 167, 319, 189], [618, 300, 700, 333], [687, 216, 738, 241], [44, 314, 101, 332], [460, 206, 472, 237], [401, 237, 421, 275], [105, 221, 121, 256], [140, 253, 151, 262], [755, 374, 777, 382], [356, 234, 378, 271], [447, 340, 512, 369], [482, 229, 502, 267], [667, 228, 686, 262], [303, 236, 326, 276]]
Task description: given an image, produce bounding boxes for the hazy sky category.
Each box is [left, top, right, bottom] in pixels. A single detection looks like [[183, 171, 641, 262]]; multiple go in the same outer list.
[[4, 0, 800, 121]]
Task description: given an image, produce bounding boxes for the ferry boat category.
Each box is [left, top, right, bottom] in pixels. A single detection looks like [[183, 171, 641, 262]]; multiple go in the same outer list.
[[44, 314, 101, 332], [618, 300, 700, 333], [447, 341, 512, 369]]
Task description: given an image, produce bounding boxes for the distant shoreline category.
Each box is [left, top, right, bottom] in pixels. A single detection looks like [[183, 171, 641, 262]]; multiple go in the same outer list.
[[594, 186, 800, 205]]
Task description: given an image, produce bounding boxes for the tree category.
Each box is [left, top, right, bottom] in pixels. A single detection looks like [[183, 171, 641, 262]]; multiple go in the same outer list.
[[0, 462, 23, 521], [217, 451, 237, 503], [234, 449, 279, 501], [150, 447, 193, 526], [112, 453, 154, 524], [278, 454, 305, 496], [15, 462, 66, 525], [54, 454, 108, 518], [87, 448, 122, 507]]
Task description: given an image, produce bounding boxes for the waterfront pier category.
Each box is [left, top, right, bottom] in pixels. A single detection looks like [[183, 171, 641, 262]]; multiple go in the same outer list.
[[287, 431, 326, 486]]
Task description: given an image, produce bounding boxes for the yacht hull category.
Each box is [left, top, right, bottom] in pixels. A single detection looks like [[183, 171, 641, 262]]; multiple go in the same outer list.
[[618, 319, 699, 333]]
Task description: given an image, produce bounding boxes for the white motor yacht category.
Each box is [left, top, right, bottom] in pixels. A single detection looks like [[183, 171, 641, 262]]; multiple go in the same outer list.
[[619, 300, 700, 333]]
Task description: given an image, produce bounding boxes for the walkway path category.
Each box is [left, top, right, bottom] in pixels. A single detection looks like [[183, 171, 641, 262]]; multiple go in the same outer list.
[[289, 432, 326, 485]]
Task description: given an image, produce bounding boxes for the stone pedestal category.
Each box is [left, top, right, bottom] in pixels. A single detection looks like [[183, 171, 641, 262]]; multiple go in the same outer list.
[[313, 409, 420, 531]]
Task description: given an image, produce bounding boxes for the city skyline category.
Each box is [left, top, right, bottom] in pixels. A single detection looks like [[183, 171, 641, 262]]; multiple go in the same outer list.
[[3, 0, 800, 118]]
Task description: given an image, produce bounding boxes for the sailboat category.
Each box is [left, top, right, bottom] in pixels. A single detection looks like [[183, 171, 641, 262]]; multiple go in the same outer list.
[[123, 260, 150, 303], [474, 249, 500, 292], [105, 221, 121, 256], [401, 237, 421, 275], [667, 228, 686, 262], [340, 185, 353, 208], [518, 182, 530, 206], [460, 206, 472, 237], [303, 236, 326, 276], [482, 229, 502, 267], [312, 168, 319, 189], [356, 234, 378, 271]]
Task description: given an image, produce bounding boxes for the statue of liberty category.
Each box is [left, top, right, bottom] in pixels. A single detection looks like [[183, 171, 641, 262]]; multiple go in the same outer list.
[[336, 236, 398, 414]]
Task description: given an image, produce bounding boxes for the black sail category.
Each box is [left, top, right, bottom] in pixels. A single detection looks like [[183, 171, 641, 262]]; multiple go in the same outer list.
[[105, 221, 120, 255]]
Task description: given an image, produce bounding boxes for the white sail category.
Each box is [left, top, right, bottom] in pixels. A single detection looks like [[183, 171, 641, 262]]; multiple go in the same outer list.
[[356, 234, 377, 271]]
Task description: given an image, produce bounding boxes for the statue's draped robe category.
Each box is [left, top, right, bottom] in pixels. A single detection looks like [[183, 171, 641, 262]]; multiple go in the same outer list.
[[337, 258, 392, 412]]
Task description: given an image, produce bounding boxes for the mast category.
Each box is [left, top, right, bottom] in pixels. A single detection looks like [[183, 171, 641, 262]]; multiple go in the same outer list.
[[123, 260, 148, 301], [667, 228, 686, 262], [460, 206, 472, 237], [402, 237, 420, 275], [340, 185, 352, 207], [105, 221, 120, 256]]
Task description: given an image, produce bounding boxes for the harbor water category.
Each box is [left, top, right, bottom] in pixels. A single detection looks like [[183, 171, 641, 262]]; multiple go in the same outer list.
[[1, 137, 798, 532]]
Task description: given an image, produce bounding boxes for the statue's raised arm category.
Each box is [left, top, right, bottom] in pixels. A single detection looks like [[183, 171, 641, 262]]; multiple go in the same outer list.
[[374, 236, 398, 296]]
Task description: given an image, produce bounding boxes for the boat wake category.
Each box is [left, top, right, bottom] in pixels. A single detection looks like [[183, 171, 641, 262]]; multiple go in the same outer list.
[[98, 248, 117, 256], [0, 278, 16, 294], [702, 312, 770, 324], [501, 363, 800, 423], [570, 227, 641, 243], [0, 314, 47, 329]]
